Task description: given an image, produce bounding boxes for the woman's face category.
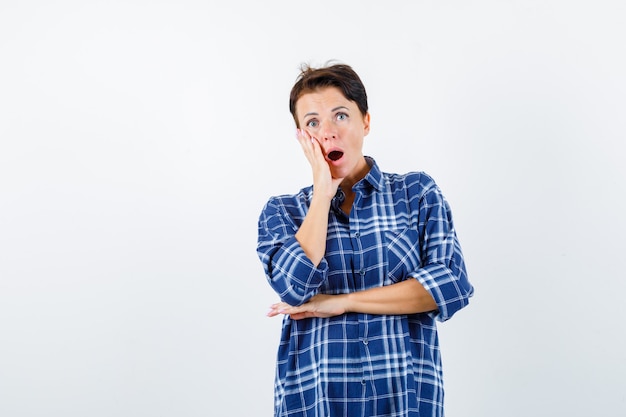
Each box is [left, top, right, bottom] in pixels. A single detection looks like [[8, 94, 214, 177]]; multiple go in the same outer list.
[[295, 86, 371, 182]]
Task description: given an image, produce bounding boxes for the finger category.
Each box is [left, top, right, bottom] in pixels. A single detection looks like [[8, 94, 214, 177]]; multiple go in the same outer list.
[[307, 134, 325, 159], [295, 128, 308, 145], [289, 312, 312, 320], [267, 302, 291, 317], [295, 129, 307, 149], [296, 129, 317, 162]]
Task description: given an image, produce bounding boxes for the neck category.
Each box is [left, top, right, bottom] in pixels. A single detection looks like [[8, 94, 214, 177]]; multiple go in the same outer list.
[[340, 156, 370, 191], [337, 157, 370, 215]]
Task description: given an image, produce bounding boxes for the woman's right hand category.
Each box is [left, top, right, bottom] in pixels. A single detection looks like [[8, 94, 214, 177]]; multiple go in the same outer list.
[[296, 128, 343, 201]]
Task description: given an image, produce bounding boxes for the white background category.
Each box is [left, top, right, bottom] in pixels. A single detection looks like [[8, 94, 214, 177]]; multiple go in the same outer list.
[[1, 1, 625, 416]]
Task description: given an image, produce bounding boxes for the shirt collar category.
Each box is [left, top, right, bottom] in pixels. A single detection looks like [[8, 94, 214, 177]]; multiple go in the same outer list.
[[330, 156, 384, 219], [354, 156, 385, 192]]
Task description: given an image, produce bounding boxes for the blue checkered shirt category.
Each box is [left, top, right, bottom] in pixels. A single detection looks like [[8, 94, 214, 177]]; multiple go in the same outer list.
[[257, 157, 474, 417]]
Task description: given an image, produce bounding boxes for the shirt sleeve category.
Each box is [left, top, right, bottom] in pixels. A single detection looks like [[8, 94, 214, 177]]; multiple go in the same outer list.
[[409, 176, 474, 322], [256, 197, 329, 306]]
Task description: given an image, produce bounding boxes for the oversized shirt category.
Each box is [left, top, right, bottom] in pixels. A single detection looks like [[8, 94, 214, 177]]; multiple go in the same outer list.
[[257, 157, 474, 417]]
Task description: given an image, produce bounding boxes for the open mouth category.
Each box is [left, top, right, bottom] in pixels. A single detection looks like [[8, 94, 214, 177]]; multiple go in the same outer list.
[[327, 151, 344, 161]]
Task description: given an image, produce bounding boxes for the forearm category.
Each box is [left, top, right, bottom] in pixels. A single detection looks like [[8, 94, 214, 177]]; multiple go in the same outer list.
[[345, 279, 437, 315], [269, 279, 437, 319], [295, 195, 331, 266]]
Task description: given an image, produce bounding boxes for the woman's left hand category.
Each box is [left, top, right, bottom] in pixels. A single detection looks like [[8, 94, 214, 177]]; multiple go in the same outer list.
[[267, 294, 348, 320]]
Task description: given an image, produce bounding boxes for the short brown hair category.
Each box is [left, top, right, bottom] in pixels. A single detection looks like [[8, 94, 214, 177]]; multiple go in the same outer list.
[[289, 63, 369, 128]]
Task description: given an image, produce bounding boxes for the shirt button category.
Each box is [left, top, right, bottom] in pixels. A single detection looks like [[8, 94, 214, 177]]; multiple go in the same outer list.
[[363, 339, 368, 345], [354, 232, 360, 238], [359, 270, 365, 277]]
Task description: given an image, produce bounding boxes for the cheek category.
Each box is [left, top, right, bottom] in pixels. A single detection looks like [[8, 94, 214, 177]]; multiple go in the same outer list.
[[346, 135, 364, 151]]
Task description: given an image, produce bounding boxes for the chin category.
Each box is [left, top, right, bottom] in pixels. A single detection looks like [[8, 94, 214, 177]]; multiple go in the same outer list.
[[331, 168, 349, 181]]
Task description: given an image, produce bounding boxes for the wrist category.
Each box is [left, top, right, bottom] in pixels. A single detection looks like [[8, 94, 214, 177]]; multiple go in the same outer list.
[[310, 192, 334, 207], [342, 292, 354, 314]]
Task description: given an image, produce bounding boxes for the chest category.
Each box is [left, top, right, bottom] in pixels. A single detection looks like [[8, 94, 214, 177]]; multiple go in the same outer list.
[[321, 190, 424, 292]]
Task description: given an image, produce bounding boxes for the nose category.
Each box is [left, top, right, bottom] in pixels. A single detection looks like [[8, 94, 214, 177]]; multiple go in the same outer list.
[[320, 123, 337, 141]]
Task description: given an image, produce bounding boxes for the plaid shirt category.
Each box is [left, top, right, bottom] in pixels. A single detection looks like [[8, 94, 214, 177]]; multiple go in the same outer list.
[[257, 157, 474, 417]]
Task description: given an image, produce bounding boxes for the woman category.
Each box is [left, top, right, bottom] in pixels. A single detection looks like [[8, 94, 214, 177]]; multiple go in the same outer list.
[[257, 63, 474, 417]]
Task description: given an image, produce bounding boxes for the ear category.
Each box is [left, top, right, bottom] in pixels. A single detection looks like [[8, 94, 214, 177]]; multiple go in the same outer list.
[[362, 112, 371, 136]]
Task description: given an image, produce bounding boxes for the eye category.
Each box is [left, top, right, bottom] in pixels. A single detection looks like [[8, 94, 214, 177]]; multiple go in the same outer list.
[[306, 119, 319, 128], [336, 112, 348, 121]]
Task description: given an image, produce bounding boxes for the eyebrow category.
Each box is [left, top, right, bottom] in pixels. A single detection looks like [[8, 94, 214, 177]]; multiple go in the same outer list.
[[303, 106, 350, 119]]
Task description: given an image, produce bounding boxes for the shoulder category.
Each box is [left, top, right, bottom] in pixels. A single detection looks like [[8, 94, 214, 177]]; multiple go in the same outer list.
[[259, 185, 313, 220], [382, 170, 439, 195], [264, 185, 313, 207], [380, 170, 451, 215]]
